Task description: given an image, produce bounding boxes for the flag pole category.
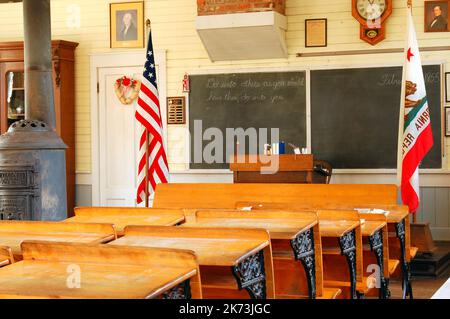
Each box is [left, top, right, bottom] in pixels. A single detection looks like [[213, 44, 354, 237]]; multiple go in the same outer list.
[[144, 19, 152, 208], [406, 0, 418, 223], [397, 3, 409, 188]]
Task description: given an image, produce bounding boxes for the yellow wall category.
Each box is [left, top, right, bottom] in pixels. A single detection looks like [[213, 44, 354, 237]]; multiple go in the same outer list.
[[0, 0, 449, 173]]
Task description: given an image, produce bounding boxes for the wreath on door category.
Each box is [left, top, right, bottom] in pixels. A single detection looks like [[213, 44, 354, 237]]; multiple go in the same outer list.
[[114, 76, 141, 105]]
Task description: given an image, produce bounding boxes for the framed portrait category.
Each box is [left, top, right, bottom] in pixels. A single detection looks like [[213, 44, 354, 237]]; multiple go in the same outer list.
[[424, 0, 450, 32], [110, 1, 145, 48], [446, 72, 450, 102], [446, 107, 450, 136], [305, 19, 327, 48]]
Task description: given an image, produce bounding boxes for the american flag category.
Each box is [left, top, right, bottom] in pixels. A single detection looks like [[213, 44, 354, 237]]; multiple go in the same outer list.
[[135, 30, 169, 204]]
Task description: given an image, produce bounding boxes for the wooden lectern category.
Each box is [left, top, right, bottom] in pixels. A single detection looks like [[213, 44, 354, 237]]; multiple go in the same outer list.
[[230, 154, 314, 184]]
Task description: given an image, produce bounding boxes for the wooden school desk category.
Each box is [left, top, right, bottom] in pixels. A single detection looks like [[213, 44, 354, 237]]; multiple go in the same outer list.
[[237, 201, 413, 299], [0, 221, 116, 260], [182, 210, 330, 299], [359, 214, 389, 299], [0, 241, 201, 299], [65, 207, 185, 236], [151, 183, 403, 298], [0, 246, 13, 267], [356, 204, 414, 299], [109, 226, 275, 299], [317, 211, 363, 299]]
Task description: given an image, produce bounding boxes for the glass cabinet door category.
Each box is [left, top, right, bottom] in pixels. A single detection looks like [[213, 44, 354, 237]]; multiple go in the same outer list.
[[6, 71, 25, 127]]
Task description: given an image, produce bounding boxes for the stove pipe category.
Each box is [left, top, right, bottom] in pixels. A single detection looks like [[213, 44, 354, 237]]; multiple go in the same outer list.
[[23, 0, 56, 129]]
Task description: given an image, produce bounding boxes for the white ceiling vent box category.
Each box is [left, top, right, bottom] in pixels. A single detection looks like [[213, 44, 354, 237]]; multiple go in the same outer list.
[[196, 11, 288, 62]]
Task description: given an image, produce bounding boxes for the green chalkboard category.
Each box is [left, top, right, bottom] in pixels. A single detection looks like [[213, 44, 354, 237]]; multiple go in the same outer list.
[[189, 72, 307, 169], [311, 65, 442, 169]]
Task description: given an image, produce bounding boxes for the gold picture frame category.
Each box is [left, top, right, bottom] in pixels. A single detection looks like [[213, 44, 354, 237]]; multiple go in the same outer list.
[[305, 19, 327, 48], [424, 0, 450, 32], [110, 1, 145, 48]]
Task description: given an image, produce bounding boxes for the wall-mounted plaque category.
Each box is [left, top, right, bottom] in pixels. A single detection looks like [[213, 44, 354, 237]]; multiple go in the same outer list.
[[305, 19, 327, 48], [167, 97, 186, 125]]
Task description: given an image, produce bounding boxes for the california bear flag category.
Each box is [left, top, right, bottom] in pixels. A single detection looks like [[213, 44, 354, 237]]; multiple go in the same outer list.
[[398, 7, 434, 214]]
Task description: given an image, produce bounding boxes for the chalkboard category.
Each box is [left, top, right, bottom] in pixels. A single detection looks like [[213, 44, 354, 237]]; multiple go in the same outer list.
[[311, 65, 442, 169], [189, 72, 307, 169]]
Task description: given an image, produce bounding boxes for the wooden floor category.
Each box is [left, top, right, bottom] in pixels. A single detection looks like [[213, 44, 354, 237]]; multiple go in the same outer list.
[[389, 271, 449, 299], [390, 242, 450, 299]]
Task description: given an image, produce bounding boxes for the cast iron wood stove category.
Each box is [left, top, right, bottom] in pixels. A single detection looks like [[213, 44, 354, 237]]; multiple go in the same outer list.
[[0, 119, 67, 221], [0, 0, 68, 221]]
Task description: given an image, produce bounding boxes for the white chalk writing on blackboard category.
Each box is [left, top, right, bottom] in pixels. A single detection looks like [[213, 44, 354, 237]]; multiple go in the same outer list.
[[378, 72, 440, 87], [205, 76, 302, 105]]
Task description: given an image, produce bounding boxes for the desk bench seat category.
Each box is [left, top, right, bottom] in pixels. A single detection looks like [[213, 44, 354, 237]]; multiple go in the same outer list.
[[0, 221, 116, 260], [389, 259, 400, 274], [66, 207, 185, 236], [110, 226, 275, 299]]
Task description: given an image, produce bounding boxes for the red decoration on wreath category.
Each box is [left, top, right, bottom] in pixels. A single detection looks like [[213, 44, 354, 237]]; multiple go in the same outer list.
[[116, 76, 137, 88], [114, 76, 141, 105]]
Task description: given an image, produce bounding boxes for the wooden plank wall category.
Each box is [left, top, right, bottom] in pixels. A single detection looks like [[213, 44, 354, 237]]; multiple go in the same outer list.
[[0, 0, 449, 172], [418, 187, 450, 240]]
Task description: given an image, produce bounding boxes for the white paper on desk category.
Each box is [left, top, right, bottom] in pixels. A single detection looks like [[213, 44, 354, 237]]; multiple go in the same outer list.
[[355, 208, 390, 216]]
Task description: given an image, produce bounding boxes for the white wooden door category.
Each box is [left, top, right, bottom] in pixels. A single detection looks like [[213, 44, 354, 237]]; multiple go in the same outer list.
[[91, 51, 167, 207], [98, 66, 142, 207]]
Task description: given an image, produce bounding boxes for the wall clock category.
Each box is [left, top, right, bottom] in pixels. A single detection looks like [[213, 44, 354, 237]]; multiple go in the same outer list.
[[352, 0, 393, 45]]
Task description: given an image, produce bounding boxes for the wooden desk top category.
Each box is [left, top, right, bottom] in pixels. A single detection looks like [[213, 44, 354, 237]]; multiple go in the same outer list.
[[65, 207, 185, 236], [0, 221, 116, 258], [319, 220, 361, 238], [110, 226, 270, 266], [183, 210, 318, 240], [351, 204, 408, 224], [0, 241, 198, 299], [359, 214, 387, 237], [317, 210, 361, 238], [205, 208, 360, 239], [235, 202, 408, 224], [360, 220, 387, 237]]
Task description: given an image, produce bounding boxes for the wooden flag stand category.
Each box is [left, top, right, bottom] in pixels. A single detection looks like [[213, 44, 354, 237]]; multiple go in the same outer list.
[[411, 222, 437, 254]]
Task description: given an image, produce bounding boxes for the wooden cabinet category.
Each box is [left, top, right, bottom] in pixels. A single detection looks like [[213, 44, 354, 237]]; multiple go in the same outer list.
[[0, 40, 78, 217]]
